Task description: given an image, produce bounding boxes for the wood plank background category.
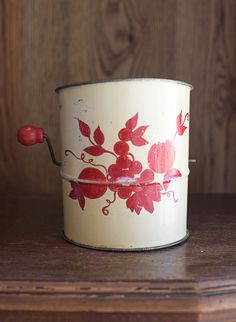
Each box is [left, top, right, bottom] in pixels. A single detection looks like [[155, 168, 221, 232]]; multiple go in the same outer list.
[[0, 0, 236, 195]]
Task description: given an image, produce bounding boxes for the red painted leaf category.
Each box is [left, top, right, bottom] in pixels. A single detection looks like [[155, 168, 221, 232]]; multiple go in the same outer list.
[[78, 119, 91, 137], [163, 180, 170, 191], [135, 207, 142, 215], [125, 113, 138, 130], [126, 193, 142, 214], [69, 189, 79, 200], [78, 194, 85, 210], [126, 193, 136, 212], [70, 181, 79, 190], [132, 125, 149, 138], [152, 188, 161, 202], [164, 168, 182, 180], [69, 182, 81, 199], [176, 111, 188, 136], [84, 146, 105, 156], [93, 126, 105, 145], [131, 136, 148, 146], [69, 181, 85, 209], [144, 183, 162, 201], [176, 110, 182, 129], [142, 196, 154, 213], [177, 125, 187, 136]]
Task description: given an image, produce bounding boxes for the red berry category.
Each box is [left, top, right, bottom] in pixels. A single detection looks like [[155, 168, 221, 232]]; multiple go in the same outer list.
[[108, 164, 122, 178], [120, 169, 134, 178], [130, 161, 142, 174], [114, 141, 129, 155], [139, 169, 154, 183], [116, 155, 132, 169], [118, 128, 132, 141], [78, 168, 107, 199], [118, 187, 132, 199]]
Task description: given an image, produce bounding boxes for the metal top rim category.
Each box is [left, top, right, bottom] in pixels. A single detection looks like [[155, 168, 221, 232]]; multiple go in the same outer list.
[[55, 78, 193, 93]]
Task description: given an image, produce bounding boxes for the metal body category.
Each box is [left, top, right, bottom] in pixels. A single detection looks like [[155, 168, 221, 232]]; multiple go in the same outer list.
[[57, 79, 192, 250]]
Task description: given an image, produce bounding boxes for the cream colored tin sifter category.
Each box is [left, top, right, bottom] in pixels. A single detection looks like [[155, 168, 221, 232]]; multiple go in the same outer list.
[[17, 78, 193, 251]]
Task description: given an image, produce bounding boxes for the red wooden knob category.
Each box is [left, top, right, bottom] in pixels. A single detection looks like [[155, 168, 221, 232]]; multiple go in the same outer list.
[[17, 125, 44, 146]]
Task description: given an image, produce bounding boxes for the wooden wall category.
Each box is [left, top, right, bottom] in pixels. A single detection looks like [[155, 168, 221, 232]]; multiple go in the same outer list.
[[0, 0, 236, 195]]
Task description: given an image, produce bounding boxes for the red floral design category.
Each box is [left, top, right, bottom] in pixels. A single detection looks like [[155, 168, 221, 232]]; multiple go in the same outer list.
[[66, 110, 189, 215]]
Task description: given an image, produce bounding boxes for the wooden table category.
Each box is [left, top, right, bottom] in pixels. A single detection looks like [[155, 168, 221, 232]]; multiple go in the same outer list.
[[0, 194, 235, 321]]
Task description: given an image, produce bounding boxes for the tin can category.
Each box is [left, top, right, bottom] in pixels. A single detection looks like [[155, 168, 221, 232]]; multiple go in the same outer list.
[[18, 78, 193, 251]]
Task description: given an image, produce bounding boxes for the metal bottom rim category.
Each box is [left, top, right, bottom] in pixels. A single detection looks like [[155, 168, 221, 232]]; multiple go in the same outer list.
[[62, 230, 189, 252]]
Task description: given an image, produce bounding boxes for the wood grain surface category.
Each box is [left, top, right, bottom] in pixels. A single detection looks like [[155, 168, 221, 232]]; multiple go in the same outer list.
[[0, 193, 236, 322], [0, 0, 236, 194]]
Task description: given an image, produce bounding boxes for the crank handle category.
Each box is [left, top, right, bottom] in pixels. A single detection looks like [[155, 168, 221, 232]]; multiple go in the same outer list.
[[17, 125, 61, 167]]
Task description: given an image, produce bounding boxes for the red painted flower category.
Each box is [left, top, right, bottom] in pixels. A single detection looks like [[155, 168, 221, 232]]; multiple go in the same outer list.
[[148, 140, 175, 173]]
